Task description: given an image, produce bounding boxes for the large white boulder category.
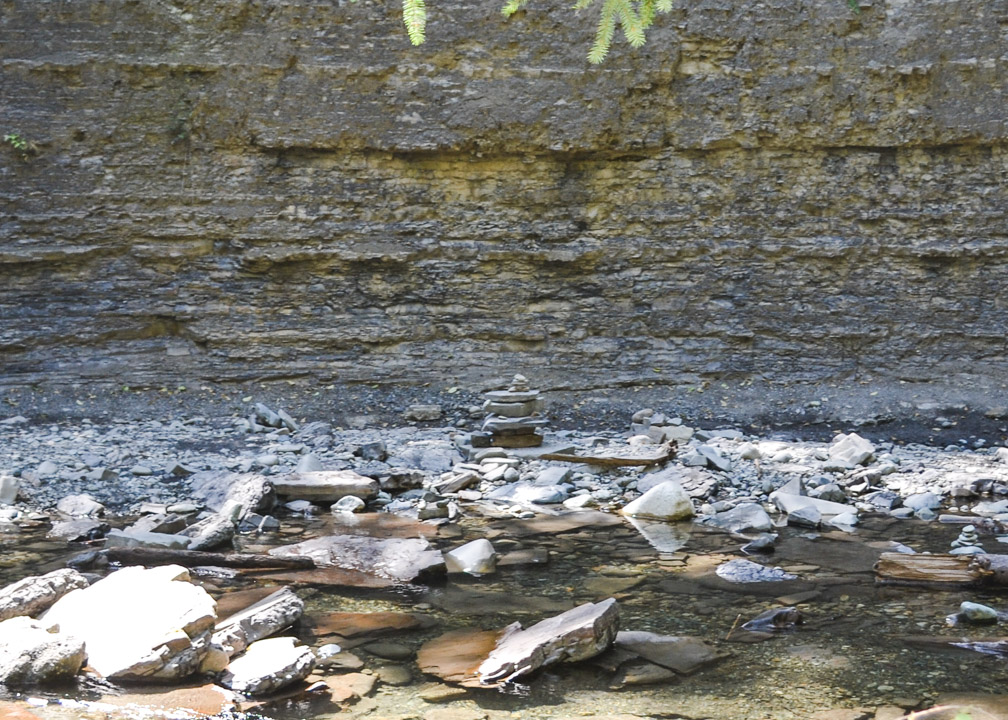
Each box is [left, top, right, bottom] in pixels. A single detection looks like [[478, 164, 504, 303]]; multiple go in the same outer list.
[[621, 481, 695, 521], [41, 565, 217, 681]]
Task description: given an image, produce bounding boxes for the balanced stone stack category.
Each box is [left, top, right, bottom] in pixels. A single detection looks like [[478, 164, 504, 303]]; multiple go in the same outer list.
[[472, 375, 547, 449]]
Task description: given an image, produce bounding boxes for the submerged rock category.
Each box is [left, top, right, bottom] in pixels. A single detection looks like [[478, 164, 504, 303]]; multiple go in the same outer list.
[[613, 630, 725, 674], [741, 607, 804, 632], [716, 558, 798, 583], [625, 517, 692, 553]]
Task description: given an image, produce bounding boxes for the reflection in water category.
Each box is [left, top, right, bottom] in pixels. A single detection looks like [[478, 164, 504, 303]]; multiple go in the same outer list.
[[624, 517, 692, 553]]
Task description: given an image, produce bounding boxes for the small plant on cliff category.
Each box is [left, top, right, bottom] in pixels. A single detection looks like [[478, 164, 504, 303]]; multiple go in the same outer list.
[[3, 132, 37, 161]]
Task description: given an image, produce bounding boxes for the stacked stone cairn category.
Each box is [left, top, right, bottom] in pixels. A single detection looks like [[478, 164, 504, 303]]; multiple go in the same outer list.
[[471, 375, 547, 449]]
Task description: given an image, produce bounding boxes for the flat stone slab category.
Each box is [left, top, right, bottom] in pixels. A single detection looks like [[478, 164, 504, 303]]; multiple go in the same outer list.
[[271, 471, 379, 502], [477, 598, 620, 685], [268, 534, 444, 584], [307, 611, 431, 640]]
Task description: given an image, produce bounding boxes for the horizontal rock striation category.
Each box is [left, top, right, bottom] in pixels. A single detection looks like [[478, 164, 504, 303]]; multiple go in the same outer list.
[[1, 0, 1006, 393]]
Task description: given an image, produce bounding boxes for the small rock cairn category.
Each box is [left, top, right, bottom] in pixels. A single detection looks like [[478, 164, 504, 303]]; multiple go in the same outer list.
[[471, 374, 547, 449], [950, 524, 983, 555]]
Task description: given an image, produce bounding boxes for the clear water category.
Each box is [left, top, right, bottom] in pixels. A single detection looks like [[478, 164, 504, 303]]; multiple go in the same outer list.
[[2, 511, 1006, 719]]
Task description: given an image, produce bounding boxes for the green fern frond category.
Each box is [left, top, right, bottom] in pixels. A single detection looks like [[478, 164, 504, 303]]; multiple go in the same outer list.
[[501, 0, 531, 17], [656, 0, 672, 11], [403, 0, 427, 45], [588, 0, 618, 63], [571, 0, 595, 10]]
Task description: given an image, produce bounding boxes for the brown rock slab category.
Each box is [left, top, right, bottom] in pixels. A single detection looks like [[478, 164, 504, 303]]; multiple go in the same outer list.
[[322, 671, 377, 704], [425, 586, 573, 616], [933, 693, 1008, 720], [326, 512, 439, 539], [100, 683, 237, 716], [424, 708, 488, 720], [244, 567, 396, 589], [419, 683, 470, 703], [418, 627, 511, 686], [0, 701, 43, 719], [213, 586, 281, 620], [808, 710, 872, 720], [307, 611, 430, 639], [487, 511, 624, 538]]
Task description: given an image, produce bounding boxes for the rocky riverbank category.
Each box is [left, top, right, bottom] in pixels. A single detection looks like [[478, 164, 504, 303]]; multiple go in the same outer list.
[[1, 380, 1008, 720]]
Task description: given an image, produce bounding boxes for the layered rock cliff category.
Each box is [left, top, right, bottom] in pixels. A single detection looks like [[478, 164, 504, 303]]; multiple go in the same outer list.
[[1, 0, 1006, 395]]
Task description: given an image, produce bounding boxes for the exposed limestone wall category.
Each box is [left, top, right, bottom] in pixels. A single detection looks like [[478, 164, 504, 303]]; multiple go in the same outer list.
[[1, 0, 1006, 392]]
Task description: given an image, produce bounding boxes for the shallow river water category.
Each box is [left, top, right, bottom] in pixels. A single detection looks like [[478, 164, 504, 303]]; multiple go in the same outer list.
[[2, 509, 1006, 720]]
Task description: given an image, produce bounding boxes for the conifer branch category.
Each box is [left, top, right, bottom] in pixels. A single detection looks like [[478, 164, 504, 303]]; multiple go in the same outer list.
[[588, 0, 618, 64], [403, 0, 427, 45], [502, 0, 531, 17]]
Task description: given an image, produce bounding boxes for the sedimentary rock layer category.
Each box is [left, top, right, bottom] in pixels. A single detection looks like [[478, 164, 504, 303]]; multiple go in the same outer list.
[[1, 0, 1005, 390]]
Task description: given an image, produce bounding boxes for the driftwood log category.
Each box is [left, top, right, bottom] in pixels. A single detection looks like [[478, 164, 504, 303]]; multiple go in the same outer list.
[[101, 547, 316, 570], [539, 444, 676, 468], [874, 552, 1008, 587]]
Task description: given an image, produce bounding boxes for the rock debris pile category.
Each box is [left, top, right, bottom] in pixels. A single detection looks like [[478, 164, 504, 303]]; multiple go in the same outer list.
[[1, 382, 1008, 719]]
